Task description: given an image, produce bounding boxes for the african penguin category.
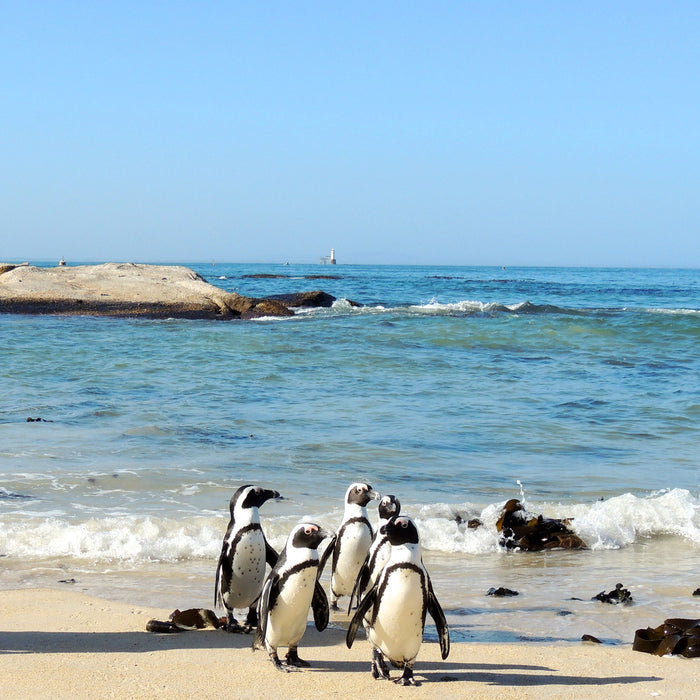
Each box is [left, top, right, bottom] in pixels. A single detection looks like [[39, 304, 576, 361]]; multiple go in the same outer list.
[[253, 522, 330, 671], [319, 482, 380, 610], [349, 494, 401, 613], [346, 515, 450, 686], [214, 484, 280, 632]]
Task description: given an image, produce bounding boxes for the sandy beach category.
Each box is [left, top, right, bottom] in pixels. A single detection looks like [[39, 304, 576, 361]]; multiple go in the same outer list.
[[0, 588, 695, 700]]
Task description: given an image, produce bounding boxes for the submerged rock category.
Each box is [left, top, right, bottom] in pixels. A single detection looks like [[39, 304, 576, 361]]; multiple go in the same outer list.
[[593, 583, 633, 605], [486, 587, 519, 597]]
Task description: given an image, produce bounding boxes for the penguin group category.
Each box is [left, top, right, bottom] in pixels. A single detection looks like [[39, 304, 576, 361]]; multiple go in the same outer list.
[[213, 481, 450, 685]]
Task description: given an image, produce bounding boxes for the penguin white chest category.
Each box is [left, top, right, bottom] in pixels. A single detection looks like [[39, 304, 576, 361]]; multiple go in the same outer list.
[[370, 567, 425, 664], [266, 566, 316, 648], [333, 522, 372, 595], [228, 528, 266, 608]]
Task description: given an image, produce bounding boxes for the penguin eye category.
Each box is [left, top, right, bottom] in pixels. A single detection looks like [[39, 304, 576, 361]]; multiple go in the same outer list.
[[400, 520, 408, 528], [356, 486, 364, 493], [304, 526, 315, 535]]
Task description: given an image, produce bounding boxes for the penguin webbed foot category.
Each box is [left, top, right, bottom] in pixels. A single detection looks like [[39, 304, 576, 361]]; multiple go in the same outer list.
[[285, 648, 310, 668], [269, 651, 292, 673], [330, 600, 339, 612], [394, 666, 417, 686], [371, 648, 391, 680], [223, 621, 247, 634], [223, 610, 256, 634]]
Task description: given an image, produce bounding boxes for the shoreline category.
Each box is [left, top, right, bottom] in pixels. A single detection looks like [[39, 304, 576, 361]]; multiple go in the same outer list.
[[0, 588, 695, 699]]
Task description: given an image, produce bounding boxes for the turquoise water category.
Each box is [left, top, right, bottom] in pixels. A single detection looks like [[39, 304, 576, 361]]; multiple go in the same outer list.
[[1, 264, 699, 643]]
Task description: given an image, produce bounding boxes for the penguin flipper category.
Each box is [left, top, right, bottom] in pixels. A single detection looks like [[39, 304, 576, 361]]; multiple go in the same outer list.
[[317, 534, 337, 577], [426, 579, 450, 660], [265, 539, 279, 567], [214, 543, 232, 608], [254, 569, 277, 651], [346, 584, 377, 649], [312, 580, 329, 631], [348, 553, 371, 614]]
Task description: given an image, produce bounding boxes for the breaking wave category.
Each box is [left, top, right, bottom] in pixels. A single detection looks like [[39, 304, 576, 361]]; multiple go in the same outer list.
[[2, 489, 697, 564]]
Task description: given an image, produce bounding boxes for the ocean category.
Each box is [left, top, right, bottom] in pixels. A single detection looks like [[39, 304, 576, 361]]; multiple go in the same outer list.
[[1, 263, 699, 645]]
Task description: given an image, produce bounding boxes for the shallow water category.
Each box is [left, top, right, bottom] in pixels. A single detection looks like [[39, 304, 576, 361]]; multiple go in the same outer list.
[[1, 263, 698, 643]]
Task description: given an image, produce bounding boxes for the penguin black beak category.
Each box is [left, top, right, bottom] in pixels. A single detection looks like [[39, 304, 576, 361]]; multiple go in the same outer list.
[[255, 488, 281, 507], [317, 527, 332, 541], [380, 515, 398, 536]]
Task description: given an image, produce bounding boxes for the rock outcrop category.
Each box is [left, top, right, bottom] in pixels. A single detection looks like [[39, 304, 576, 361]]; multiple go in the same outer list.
[[0, 263, 331, 320]]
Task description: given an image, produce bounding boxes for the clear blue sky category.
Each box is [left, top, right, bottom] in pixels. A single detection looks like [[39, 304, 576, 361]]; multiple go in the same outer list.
[[2, 1, 698, 267]]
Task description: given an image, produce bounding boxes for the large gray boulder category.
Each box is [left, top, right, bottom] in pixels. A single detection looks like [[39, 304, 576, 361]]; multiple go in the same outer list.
[[0, 263, 295, 319]]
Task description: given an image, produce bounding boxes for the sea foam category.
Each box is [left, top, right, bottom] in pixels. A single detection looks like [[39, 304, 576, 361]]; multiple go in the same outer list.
[[2, 490, 697, 564]]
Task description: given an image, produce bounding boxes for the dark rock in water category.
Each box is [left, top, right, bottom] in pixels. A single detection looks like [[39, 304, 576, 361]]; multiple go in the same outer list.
[[495, 498, 587, 551], [26, 417, 53, 422], [633, 617, 700, 657], [593, 583, 633, 605], [264, 290, 337, 308], [487, 587, 519, 597], [238, 299, 294, 320], [693, 588, 700, 596], [582, 634, 602, 644], [58, 578, 76, 584], [265, 290, 362, 308]]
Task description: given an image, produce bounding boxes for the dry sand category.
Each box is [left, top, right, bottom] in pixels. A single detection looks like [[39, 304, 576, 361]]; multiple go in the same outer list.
[[0, 588, 695, 699]]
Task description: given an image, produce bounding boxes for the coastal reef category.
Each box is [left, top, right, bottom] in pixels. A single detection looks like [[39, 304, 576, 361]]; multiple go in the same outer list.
[[0, 263, 339, 319]]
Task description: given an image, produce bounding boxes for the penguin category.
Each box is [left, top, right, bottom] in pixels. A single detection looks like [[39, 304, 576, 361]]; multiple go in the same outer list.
[[214, 484, 280, 632], [349, 494, 401, 613], [346, 515, 450, 686], [319, 482, 380, 610], [253, 522, 330, 671]]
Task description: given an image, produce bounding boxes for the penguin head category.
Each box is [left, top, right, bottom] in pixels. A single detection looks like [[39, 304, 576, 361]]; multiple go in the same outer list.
[[230, 485, 281, 515], [380, 516, 420, 546], [345, 482, 380, 507], [378, 494, 401, 521], [290, 522, 330, 550]]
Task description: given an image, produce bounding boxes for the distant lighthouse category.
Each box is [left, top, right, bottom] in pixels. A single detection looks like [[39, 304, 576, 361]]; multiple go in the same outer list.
[[329, 248, 336, 265]]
